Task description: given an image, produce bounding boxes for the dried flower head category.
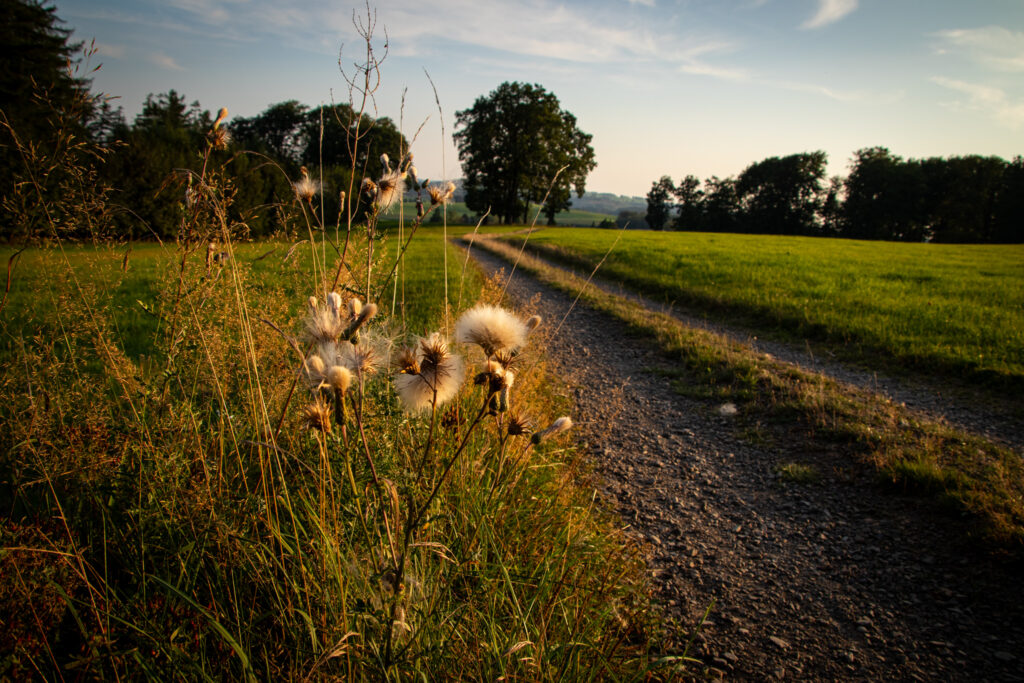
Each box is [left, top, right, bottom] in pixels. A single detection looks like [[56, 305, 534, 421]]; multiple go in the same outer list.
[[326, 365, 353, 393], [306, 298, 346, 344], [507, 412, 532, 437], [377, 170, 405, 212], [361, 178, 378, 200], [427, 181, 456, 206], [530, 416, 573, 445], [455, 305, 528, 357], [340, 340, 382, 380], [208, 126, 231, 150], [394, 333, 465, 412], [302, 399, 332, 434], [293, 167, 320, 202], [396, 347, 421, 375], [380, 152, 391, 173], [525, 315, 542, 334]]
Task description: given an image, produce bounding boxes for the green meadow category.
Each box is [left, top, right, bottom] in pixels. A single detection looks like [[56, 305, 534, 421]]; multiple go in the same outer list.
[[0, 229, 665, 679], [500, 229, 1024, 387]]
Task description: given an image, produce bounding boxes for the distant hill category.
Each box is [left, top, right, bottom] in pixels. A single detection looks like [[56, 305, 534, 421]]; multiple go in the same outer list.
[[569, 192, 645, 216]]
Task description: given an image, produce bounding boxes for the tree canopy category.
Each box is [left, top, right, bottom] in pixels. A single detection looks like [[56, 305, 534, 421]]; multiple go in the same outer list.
[[454, 82, 596, 225]]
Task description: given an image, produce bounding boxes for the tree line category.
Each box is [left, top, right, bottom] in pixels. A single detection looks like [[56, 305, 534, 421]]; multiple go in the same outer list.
[[645, 149, 1023, 243]]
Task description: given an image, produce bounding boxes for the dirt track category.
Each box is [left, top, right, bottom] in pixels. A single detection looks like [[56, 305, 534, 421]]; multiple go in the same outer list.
[[468, 242, 1024, 681]]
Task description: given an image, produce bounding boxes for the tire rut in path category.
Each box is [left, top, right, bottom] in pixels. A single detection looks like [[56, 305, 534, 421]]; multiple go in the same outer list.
[[468, 245, 1024, 681]]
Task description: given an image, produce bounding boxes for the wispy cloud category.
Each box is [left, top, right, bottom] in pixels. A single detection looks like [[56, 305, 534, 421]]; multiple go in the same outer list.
[[627, 0, 656, 6], [801, 0, 857, 30], [933, 27, 1024, 72], [932, 76, 1024, 128], [95, 42, 125, 59], [150, 52, 186, 71]]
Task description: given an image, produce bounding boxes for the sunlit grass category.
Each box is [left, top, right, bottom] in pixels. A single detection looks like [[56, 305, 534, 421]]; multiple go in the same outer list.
[[498, 229, 1024, 386]]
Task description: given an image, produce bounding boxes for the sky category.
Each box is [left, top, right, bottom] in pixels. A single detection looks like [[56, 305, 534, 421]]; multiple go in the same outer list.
[[58, 0, 1024, 197]]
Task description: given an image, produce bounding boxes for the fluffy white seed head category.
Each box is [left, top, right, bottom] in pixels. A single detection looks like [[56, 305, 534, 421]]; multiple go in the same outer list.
[[531, 416, 573, 445], [455, 305, 528, 357], [327, 365, 353, 393], [395, 333, 465, 412], [376, 171, 405, 212]]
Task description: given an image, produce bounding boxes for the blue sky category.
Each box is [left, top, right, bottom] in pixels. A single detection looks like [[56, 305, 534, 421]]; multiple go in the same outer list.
[[60, 0, 1024, 197]]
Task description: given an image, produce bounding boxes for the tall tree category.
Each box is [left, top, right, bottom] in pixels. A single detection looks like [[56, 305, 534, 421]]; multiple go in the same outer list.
[[454, 82, 596, 225], [645, 176, 675, 230], [673, 174, 704, 230], [703, 176, 740, 233], [736, 151, 827, 234], [842, 147, 926, 241], [1, 0, 95, 238]]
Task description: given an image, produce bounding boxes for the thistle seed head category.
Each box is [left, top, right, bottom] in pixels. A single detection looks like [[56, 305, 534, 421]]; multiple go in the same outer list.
[[507, 412, 532, 437], [396, 347, 421, 375], [530, 416, 573, 445], [376, 171, 405, 212], [394, 333, 465, 412], [361, 178, 378, 200], [302, 399, 332, 434], [326, 365, 353, 393], [293, 169, 320, 202], [455, 304, 529, 357]]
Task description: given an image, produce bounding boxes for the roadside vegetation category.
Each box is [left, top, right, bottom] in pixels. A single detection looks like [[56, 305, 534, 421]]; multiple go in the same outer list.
[[0, 7, 670, 678], [469, 235, 1024, 548], [496, 229, 1024, 390]]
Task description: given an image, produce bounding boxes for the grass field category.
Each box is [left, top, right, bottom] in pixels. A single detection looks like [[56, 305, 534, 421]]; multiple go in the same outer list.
[[0, 229, 667, 679], [390, 201, 615, 228], [473, 235, 1024, 548], [498, 229, 1024, 387]]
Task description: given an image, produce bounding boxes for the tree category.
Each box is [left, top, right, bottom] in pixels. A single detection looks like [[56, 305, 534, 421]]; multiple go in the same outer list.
[[1, 0, 95, 237], [842, 147, 926, 241], [993, 156, 1024, 243], [736, 151, 827, 234], [646, 176, 675, 230], [231, 100, 309, 168], [674, 174, 704, 230], [454, 82, 596, 225], [0, 0, 89, 140], [703, 176, 740, 233]]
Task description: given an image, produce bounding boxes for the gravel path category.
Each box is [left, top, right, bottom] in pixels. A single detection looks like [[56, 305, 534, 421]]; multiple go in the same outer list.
[[468, 244, 1024, 681]]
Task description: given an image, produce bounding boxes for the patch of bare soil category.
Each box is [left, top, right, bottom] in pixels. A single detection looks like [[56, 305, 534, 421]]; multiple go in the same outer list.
[[468, 245, 1024, 681]]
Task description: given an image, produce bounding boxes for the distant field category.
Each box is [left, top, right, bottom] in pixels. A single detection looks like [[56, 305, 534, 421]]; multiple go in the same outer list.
[[0, 230, 481, 364], [499, 229, 1024, 386], [391, 201, 614, 227]]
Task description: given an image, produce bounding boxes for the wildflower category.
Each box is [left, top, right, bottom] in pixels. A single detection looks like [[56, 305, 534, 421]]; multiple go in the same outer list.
[[304, 352, 328, 388], [376, 170, 404, 212], [380, 152, 391, 173], [294, 167, 319, 202], [302, 399, 332, 434], [407, 164, 418, 188], [507, 412, 532, 437], [427, 181, 457, 206], [394, 333, 465, 412], [456, 305, 528, 357], [525, 315, 542, 334], [530, 416, 572, 445]]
